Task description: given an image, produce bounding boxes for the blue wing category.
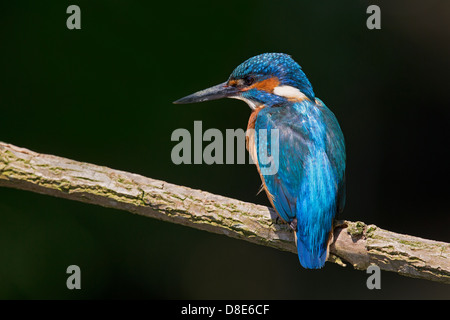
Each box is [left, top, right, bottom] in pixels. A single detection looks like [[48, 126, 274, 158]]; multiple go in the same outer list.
[[255, 98, 346, 269]]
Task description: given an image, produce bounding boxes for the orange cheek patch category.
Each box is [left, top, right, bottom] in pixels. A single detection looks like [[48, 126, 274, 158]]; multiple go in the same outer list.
[[243, 77, 280, 93]]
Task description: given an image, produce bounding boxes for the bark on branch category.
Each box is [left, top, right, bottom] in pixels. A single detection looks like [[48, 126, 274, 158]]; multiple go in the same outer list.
[[0, 142, 449, 284]]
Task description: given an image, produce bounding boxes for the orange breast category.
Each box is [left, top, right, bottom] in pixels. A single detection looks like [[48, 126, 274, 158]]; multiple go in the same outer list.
[[246, 106, 277, 207]]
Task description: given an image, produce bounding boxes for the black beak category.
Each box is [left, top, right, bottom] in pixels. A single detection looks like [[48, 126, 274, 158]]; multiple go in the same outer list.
[[173, 82, 239, 104]]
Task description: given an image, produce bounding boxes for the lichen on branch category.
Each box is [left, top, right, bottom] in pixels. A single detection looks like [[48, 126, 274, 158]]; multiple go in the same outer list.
[[0, 142, 449, 284]]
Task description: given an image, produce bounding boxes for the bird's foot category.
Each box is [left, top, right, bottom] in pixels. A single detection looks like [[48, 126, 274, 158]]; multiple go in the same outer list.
[[289, 218, 298, 231]]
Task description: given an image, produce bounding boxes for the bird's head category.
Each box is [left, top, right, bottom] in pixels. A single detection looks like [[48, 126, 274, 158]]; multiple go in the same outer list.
[[173, 53, 315, 109]]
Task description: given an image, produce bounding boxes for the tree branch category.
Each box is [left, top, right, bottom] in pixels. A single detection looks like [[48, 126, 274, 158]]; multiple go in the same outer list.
[[0, 142, 449, 284]]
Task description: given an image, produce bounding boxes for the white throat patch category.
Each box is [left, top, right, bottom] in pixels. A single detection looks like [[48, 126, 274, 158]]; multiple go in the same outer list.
[[229, 96, 260, 110], [229, 85, 308, 109], [273, 85, 308, 101]]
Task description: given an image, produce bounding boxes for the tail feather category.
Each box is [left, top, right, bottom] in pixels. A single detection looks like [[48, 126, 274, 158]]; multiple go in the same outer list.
[[296, 231, 327, 269], [294, 151, 338, 269]]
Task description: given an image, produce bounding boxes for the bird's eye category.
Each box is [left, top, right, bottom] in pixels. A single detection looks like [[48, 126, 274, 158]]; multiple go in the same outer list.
[[243, 76, 255, 86]]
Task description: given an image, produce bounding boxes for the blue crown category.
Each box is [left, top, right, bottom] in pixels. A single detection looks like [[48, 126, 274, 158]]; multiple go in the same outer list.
[[229, 53, 315, 101]]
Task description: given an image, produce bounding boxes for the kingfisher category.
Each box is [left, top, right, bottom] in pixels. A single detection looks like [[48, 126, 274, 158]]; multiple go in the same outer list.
[[173, 53, 346, 269]]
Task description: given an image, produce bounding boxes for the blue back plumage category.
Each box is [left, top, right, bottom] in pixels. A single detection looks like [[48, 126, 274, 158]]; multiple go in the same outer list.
[[255, 99, 345, 269]]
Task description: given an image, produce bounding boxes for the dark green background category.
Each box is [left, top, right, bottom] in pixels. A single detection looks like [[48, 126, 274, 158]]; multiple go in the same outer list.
[[1, 1, 449, 299]]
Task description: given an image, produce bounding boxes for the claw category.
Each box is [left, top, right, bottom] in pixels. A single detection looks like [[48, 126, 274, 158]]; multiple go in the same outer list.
[[269, 215, 282, 227], [289, 218, 298, 231]]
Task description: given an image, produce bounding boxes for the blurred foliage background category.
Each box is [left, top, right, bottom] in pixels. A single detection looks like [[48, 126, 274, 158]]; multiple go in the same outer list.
[[1, 0, 449, 299]]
